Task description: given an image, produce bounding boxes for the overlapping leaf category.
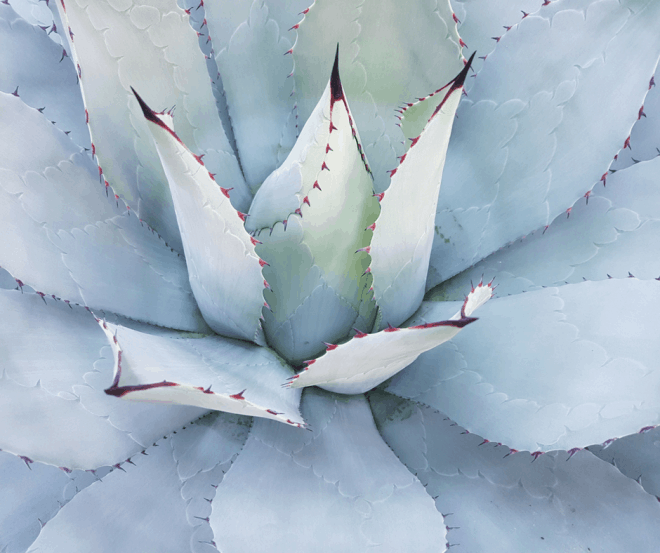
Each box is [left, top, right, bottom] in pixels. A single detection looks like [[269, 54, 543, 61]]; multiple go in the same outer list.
[[55, 0, 250, 251], [286, 282, 491, 394], [371, 392, 660, 552], [210, 390, 445, 553], [388, 279, 660, 452], [134, 90, 266, 343], [429, 0, 660, 289], [101, 321, 304, 427], [0, 91, 207, 331]]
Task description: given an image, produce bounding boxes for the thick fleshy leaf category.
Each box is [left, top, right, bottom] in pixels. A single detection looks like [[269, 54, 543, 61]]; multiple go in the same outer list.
[[430, 155, 660, 300], [451, 0, 545, 77], [286, 282, 492, 394], [216, 0, 295, 190], [0, 91, 207, 331], [1, 2, 89, 149], [101, 321, 304, 427], [210, 389, 445, 552], [29, 413, 248, 553], [0, 289, 206, 469], [0, 450, 110, 553], [256, 217, 376, 364], [370, 392, 660, 552], [611, 66, 660, 170], [428, 0, 660, 289], [387, 279, 660, 452], [6, 0, 70, 56], [588, 427, 660, 498], [370, 58, 471, 329], [247, 52, 379, 363], [293, 0, 462, 192], [56, 0, 249, 251], [134, 90, 266, 343]]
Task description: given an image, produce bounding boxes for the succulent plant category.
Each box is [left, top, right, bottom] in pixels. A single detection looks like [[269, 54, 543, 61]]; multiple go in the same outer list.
[[2, 0, 660, 551]]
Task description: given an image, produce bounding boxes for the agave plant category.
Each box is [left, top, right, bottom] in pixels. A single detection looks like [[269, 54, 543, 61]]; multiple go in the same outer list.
[[2, 0, 660, 550]]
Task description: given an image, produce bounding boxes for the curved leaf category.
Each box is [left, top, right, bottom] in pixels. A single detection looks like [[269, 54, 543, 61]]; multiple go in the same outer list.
[[0, 450, 109, 553], [0, 2, 89, 150], [370, 57, 471, 329], [0, 289, 206, 469], [210, 389, 445, 553], [248, 51, 379, 362], [388, 279, 660, 452], [430, 155, 660, 300], [29, 413, 248, 553], [134, 90, 266, 343], [0, 91, 207, 331], [371, 392, 660, 552], [429, 0, 660, 288], [286, 282, 491, 394], [216, 0, 295, 190], [101, 321, 304, 427], [56, 0, 249, 251]]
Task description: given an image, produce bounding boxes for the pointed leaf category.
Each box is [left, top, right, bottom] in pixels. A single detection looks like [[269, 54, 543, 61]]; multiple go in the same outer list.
[[134, 91, 266, 342], [30, 414, 248, 553], [56, 0, 249, 251], [370, 58, 471, 329], [101, 321, 304, 427], [216, 0, 295, 190], [388, 279, 660, 452], [430, 156, 660, 300], [247, 52, 379, 362], [0, 2, 89, 149], [292, 0, 462, 192], [287, 282, 492, 394], [0, 289, 206, 469], [210, 390, 445, 553], [0, 92, 207, 331], [589, 426, 660, 498], [429, 0, 660, 288], [371, 392, 660, 552]]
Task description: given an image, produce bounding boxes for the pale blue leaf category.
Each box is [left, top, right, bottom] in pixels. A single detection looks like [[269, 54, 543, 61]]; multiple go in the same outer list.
[[0, 289, 206, 469], [370, 59, 470, 329], [101, 321, 304, 427], [450, 0, 545, 77], [430, 155, 660, 299], [0, 2, 89, 150], [293, 0, 462, 192], [210, 389, 445, 553], [429, 0, 660, 289], [370, 392, 660, 552], [56, 0, 249, 251], [588, 426, 660, 498], [134, 91, 266, 342], [29, 413, 248, 553], [286, 282, 491, 394], [0, 91, 208, 332], [249, 56, 379, 362], [216, 0, 295, 191], [0, 450, 108, 553], [387, 279, 660, 452]]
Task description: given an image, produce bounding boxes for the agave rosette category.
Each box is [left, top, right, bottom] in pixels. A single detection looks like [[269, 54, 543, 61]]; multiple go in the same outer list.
[[1, 0, 660, 551]]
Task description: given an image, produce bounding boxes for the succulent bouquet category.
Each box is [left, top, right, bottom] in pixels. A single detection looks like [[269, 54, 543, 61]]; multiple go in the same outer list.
[[2, 0, 660, 551]]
